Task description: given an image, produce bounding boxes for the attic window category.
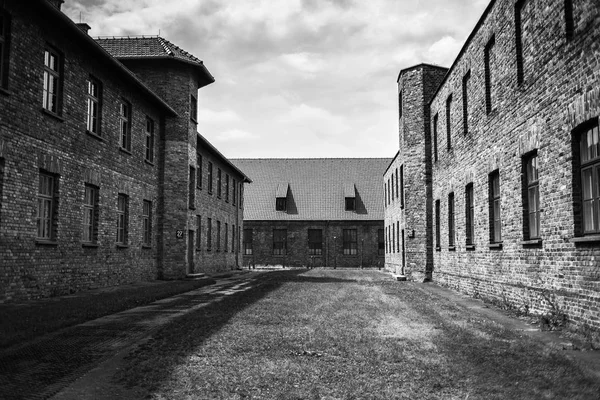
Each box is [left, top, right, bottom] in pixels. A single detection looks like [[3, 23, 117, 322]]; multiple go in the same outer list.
[[345, 197, 356, 211], [344, 183, 356, 211], [276, 197, 287, 211]]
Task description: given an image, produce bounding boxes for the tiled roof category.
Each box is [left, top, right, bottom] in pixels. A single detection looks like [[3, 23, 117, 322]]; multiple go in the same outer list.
[[231, 158, 390, 221], [96, 36, 202, 65]]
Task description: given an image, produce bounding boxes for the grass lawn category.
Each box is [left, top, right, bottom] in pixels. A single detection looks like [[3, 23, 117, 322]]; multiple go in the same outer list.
[[117, 269, 600, 399], [0, 278, 215, 348]]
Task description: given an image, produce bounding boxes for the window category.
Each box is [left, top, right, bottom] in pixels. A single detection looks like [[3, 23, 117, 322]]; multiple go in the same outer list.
[[82, 184, 99, 244], [308, 229, 323, 255], [576, 120, 600, 234], [522, 153, 540, 240], [233, 178, 237, 205], [208, 162, 213, 194], [391, 172, 395, 201], [384, 183, 387, 208], [446, 95, 452, 150], [489, 171, 501, 243], [196, 215, 201, 250], [448, 192, 455, 248], [515, 0, 525, 85], [43, 47, 62, 114], [400, 165, 404, 209], [217, 168, 222, 198], [145, 117, 154, 163], [396, 221, 400, 255], [190, 94, 197, 122], [564, 0, 574, 40], [0, 159, 4, 226], [37, 172, 58, 241], [0, 10, 10, 89], [484, 36, 496, 114], [345, 197, 355, 211], [378, 229, 384, 255], [433, 113, 439, 162], [401, 229, 406, 271], [232, 224, 235, 252], [435, 199, 441, 250], [142, 200, 152, 247], [276, 197, 287, 211], [243, 228, 253, 255], [465, 184, 474, 246], [239, 183, 243, 209], [343, 229, 357, 255], [196, 154, 202, 189], [398, 91, 403, 119], [119, 100, 131, 152], [462, 71, 470, 135], [388, 178, 391, 204], [225, 174, 230, 202], [86, 77, 101, 135], [224, 222, 228, 252], [395, 168, 399, 199], [273, 229, 287, 255], [116, 194, 128, 245], [392, 223, 395, 253], [216, 220, 221, 251], [207, 218, 212, 250], [189, 166, 196, 209]]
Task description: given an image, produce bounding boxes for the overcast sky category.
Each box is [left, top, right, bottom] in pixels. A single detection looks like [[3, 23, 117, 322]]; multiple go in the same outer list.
[[64, 0, 489, 159]]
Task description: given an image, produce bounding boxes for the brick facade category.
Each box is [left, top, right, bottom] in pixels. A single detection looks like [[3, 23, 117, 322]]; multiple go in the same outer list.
[[243, 220, 384, 269], [387, 0, 600, 330], [0, 0, 249, 302]]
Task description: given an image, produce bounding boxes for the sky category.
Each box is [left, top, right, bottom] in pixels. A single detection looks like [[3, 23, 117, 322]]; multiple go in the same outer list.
[[63, 0, 489, 159]]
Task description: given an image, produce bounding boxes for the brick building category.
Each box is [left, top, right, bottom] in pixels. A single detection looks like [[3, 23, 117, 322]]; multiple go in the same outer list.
[[232, 159, 388, 269], [386, 0, 600, 330], [0, 0, 249, 302]]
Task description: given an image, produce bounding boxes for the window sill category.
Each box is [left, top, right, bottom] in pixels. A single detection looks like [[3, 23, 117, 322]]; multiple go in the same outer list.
[[142, 245, 152, 249], [520, 238, 543, 246], [195, 247, 202, 252], [189, 206, 196, 210], [41, 108, 64, 122], [448, 246, 456, 251], [435, 247, 441, 252], [36, 239, 58, 246], [486, 108, 498, 119], [466, 244, 475, 250], [0, 87, 10, 96], [86, 131, 105, 141], [144, 159, 155, 167], [207, 249, 212, 252], [116, 244, 129, 249], [119, 147, 132, 155], [196, 186, 202, 190], [488, 242, 503, 249], [570, 235, 600, 243], [82, 242, 99, 248]]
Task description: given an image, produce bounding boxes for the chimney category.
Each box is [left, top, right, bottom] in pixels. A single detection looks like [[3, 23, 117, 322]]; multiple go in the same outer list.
[[47, 0, 65, 10], [75, 23, 91, 35]]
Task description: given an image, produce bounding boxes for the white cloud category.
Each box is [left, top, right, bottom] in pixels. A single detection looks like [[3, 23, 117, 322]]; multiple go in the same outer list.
[[215, 129, 257, 142], [280, 104, 349, 137], [197, 108, 241, 124], [424, 35, 463, 66]]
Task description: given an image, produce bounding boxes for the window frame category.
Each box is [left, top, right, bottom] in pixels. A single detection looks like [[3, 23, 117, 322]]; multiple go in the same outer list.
[[116, 193, 128, 245], [207, 218, 212, 251], [435, 199, 441, 250], [342, 229, 358, 255], [232, 178, 236, 205], [216, 220, 221, 251], [446, 94, 453, 150], [224, 222, 228, 253], [273, 228, 287, 255], [433, 113, 439, 162], [190, 94, 197, 122], [462, 71, 470, 135], [225, 174, 230, 202], [400, 165, 405, 209], [515, 0, 525, 85], [276, 197, 287, 211], [86, 76, 102, 135], [243, 228, 253, 255], [489, 171, 502, 244], [308, 228, 323, 255], [196, 215, 202, 250], [574, 119, 600, 235], [37, 171, 58, 241], [189, 166, 196, 209], [196, 154, 203, 189], [145, 117, 155, 164], [484, 36, 496, 115], [217, 168, 222, 198], [208, 162, 213, 194], [522, 152, 540, 240], [465, 183, 475, 247], [119, 100, 132, 152], [82, 184, 99, 244], [345, 197, 356, 211], [448, 192, 455, 248], [42, 46, 62, 115], [142, 199, 152, 247]]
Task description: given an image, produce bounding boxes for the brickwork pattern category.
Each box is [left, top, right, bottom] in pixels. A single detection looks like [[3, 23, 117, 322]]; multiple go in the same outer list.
[[243, 220, 384, 269], [427, 0, 600, 329]]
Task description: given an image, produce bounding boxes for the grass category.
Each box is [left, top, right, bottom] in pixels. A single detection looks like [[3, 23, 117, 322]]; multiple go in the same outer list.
[[115, 269, 600, 399], [0, 278, 215, 348]]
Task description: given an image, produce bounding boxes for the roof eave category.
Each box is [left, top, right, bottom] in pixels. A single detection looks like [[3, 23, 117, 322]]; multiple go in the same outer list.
[[197, 133, 252, 183], [40, 2, 178, 117]]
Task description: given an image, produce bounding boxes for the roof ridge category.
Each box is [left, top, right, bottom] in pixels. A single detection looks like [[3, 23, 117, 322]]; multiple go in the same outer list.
[[156, 36, 173, 56], [96, 35, 160, 39]]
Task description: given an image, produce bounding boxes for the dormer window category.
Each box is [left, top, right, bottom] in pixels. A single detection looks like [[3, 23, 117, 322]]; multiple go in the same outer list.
[[344, 183, 356, 211], [276, 182, 289, 212], [345, 197, 355, 211], [276, 197, 287, 211]]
